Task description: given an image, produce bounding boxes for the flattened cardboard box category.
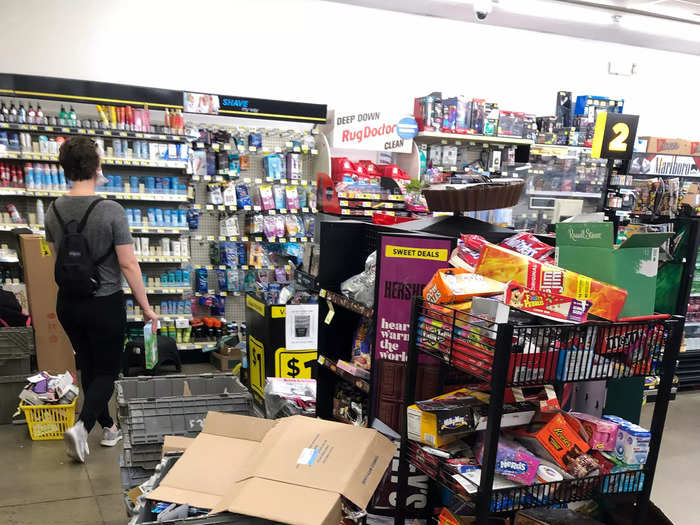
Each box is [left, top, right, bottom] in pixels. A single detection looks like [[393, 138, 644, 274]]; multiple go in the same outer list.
[[20, 235, 76, 374], [147, 412, 396, 525]]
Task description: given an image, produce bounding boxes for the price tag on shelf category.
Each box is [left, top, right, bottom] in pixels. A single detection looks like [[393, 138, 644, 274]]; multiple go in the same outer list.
[[301, 237, 308, 242], [286, 141, 293, 148], [291, 180, 299, 186], [218, 265, 227, 270], [196, 142, 205, 148], [223, 144, 231, 151], [289, 237, 297, 243], [206, 205, 214, 210], [77, 128, 86, 134], [212, 143, 220, 151], [119, 131, 127, 137], [269, 210, 276, 215], [280, 208, 287, 214], [242, 236, 249, 242], [220, 291, 227, 296], [253, 205, 262, 211], [274, 146, 282, 153], [241, 265, 249, 270], [249, 146, 257, 152], [254, 178, 262, 184], [293, 147, 300, 152], [302, 146, 309, 153], [207, 235, 215, 241], [135, 132, 143, 138]]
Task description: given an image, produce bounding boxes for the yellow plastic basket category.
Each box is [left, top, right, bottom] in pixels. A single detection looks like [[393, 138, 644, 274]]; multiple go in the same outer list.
[[20, 396, 78, 440]]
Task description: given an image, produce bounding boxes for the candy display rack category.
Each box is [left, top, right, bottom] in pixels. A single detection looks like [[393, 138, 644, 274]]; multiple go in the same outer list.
[[395, 297, 683, 524]]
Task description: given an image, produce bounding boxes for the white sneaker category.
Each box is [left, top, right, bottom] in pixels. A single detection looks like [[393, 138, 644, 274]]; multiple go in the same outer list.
[[100, 426, 122, 447], [64, 421, 89, 463]]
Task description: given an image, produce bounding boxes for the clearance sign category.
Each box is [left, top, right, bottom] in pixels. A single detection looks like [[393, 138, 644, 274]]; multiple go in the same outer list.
[[330, 109, 418, 153]]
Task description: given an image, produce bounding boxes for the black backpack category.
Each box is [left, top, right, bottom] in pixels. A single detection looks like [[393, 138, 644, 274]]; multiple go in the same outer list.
[[51, 198, 113, 298]]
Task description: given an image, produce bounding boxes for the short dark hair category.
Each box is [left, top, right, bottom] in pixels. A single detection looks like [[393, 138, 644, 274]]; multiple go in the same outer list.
[[59, 137, 100, 181]]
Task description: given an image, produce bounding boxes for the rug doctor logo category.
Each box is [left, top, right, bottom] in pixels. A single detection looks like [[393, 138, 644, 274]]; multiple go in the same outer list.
[[334, 111, 417, 153]]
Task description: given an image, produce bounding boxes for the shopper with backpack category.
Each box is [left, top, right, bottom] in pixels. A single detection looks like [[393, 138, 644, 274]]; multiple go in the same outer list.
[[44, 136, 158, 463]]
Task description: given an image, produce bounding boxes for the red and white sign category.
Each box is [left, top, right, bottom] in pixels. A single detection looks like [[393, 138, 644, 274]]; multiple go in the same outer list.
[[330, 109, 414, 153]]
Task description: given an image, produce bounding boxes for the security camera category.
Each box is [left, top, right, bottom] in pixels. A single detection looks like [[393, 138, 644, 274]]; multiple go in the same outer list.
[[474, 0, 493, 21]]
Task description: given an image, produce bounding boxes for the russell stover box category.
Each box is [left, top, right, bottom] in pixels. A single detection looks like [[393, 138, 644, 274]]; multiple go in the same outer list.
[[555, 222, 672, 318]]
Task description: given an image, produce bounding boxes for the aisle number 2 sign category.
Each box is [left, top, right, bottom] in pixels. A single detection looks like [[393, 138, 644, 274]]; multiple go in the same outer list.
[[591, 112, 639, 160]]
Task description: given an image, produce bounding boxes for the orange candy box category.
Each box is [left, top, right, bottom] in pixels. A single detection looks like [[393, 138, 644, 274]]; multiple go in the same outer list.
[[474, 244, 627, 321]]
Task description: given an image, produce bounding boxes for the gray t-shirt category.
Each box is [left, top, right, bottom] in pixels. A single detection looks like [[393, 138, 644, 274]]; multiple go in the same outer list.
[[44, 196, 133, 296]]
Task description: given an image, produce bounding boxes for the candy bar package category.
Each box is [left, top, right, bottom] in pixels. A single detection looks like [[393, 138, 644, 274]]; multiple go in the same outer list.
[[510, 413, 590, 470], [500, 232, 554, 261], [475, 244, 627, 321], [449, 234, 490, 271], [505, 281, 592, 323], [475, 435, 540, 485], [423, 268, 505, 304], [568, 412, 618, 452]]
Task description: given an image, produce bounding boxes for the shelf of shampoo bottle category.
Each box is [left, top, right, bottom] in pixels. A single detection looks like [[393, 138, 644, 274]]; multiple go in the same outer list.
[[200, 141, 319, 156], [194, 290, 243, 298], [0, 187, 191, 202], [192, 234, 311, 244], [135, 255, 189, 263], [194, 263, 293, 272], [0, 121, 187, 142], [194, 203, 316, 214], [191, 174, 316, 188], [122, 286, 188, 295], [0, 150, 186, 169]]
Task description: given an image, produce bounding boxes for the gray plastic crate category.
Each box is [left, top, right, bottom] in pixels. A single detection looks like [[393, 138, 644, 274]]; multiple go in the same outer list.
[[0, 327, 34, 359], [122, 434, 163, 469], [0, 374, 27, 424], [116, 374, 252, 445], [120, 451, 154, 490], [0, 356, 30, 376]]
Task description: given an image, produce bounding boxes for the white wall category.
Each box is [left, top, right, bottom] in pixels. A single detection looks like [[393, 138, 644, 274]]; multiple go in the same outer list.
[[1, 0, 699, 137]]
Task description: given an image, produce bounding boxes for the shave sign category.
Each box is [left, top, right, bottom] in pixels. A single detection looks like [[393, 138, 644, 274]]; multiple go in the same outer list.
[[331, 109, 417, 153]]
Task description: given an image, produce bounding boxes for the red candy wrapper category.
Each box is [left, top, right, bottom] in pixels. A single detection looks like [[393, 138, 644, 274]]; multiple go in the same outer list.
[[500, 232, 555, 261], [450, 234, 490, 271]]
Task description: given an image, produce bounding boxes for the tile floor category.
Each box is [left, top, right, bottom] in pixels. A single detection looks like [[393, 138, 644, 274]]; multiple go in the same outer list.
[[0, 376, 696, 525]]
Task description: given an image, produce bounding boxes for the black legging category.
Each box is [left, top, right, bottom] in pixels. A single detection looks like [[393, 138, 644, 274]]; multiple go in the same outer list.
[[57, 290, 126, 432]]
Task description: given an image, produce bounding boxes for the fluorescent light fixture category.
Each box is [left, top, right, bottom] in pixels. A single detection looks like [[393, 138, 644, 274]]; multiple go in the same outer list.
[[619, 13, 700, 42], [498, 0, 612, 25]]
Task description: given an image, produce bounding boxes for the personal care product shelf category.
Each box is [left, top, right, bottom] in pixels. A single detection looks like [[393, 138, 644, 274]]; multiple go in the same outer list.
[[122, 287, 188, 295], [318, 288, 374, 318], [135, 256, 188, 263], [414, 131, 534, 146], [0, 151, 186, 169], [191, 175, 316, 187], [130, 226, 188, 235], [526, 190, 602, 199], [0, 122, 186, 142], [199, 142, 319, 156], [0, 188, 190, 203], [193, 264, 292, 271], [194, 291, 243, 297], [316, 355, 370, 394], [192, 235, 312, 244], [195, 204, 316, 215]]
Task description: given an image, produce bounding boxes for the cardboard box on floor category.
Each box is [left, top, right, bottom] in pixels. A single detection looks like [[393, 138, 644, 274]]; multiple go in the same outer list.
[[20, 235, 76, 374], [161, 435, 195, 457], [147, 412, 396, 525], [555, 223, 672, 318]]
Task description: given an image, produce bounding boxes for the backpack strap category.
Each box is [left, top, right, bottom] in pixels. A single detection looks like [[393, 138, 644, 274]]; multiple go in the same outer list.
[[49, 202, 67, 233], [78, 198, 108, 233]]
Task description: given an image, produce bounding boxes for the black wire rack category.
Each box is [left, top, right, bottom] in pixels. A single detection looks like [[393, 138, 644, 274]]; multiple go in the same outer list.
[[395, 297, 684, 524]]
